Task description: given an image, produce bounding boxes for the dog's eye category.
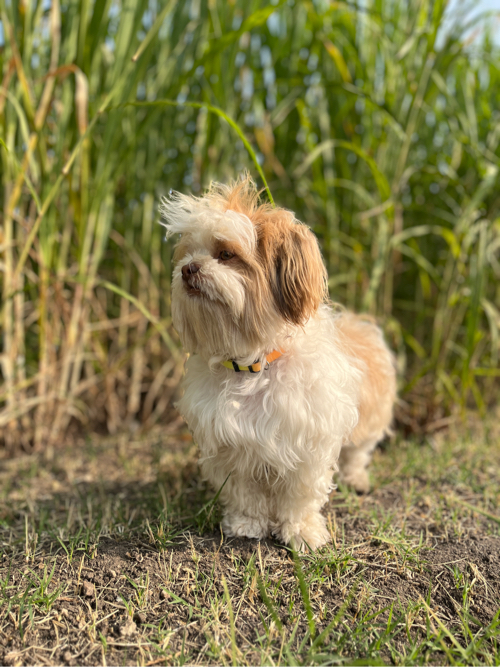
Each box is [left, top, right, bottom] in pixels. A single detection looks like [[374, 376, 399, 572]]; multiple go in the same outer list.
[[219, 250, 235, 261]]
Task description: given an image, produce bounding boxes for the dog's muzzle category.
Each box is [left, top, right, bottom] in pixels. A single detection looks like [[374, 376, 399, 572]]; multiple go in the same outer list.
[[181, 262, 202, 294]]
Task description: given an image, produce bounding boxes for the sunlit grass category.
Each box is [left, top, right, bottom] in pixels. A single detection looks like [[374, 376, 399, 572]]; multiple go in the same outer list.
[[1, 425, 499, 665]]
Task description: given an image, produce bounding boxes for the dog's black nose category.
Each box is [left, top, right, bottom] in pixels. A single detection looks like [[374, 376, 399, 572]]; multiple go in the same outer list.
[[182, 263, 201, 280]]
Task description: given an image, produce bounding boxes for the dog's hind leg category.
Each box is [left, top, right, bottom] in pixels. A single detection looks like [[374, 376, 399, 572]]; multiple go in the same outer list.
[[337, 437, 380, 494]]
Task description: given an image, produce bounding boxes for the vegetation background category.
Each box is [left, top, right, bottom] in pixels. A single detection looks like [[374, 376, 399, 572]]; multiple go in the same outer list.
[[1, 3, 500, 666], [1, 0, 499, 450]]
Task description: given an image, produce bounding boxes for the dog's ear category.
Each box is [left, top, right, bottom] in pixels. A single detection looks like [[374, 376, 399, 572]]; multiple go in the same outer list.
[[269, 223, 328, 325]]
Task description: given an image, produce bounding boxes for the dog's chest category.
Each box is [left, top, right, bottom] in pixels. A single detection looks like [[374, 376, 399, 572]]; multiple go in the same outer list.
[[185, 369, 277, 441], [178, 356, 306, 455], [176, 352, 353, 472]]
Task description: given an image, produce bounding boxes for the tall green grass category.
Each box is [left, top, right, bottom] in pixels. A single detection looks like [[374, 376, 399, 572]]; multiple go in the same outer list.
[[0, 0, 499, 450]]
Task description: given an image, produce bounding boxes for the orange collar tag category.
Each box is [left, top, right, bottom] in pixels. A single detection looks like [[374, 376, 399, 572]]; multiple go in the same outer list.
[[221, 350, 283, 373]]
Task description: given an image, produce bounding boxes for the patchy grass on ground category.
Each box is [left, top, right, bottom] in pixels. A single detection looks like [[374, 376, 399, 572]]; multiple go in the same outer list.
[[1, 416, 499, 666]]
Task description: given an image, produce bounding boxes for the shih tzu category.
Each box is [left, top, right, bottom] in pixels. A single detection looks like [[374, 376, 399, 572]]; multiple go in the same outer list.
[[160, 176, 396, 550]]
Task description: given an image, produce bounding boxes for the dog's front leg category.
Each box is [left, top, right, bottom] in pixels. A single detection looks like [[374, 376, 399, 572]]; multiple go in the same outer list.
[[200, 457, 269, 540], [271, 464, 333, 551]]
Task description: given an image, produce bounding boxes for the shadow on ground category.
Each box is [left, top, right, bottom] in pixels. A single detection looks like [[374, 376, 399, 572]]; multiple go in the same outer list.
[[1, 422, 499, 665]]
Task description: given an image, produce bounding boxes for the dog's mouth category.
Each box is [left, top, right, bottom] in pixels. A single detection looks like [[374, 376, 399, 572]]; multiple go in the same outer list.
[[183, 276, 204, 296], [185, 283, 203, 296]]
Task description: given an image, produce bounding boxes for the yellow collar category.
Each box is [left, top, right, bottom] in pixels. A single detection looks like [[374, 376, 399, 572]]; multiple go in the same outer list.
[[221, 349, 283, 373]]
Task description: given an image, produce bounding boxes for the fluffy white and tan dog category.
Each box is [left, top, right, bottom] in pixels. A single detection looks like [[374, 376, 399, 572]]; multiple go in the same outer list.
[[161, 176, 396, 550]]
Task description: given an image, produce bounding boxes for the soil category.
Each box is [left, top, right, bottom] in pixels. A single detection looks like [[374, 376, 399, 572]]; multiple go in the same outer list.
[[2, 530, 499, 666], [1, 427, 499, 666]]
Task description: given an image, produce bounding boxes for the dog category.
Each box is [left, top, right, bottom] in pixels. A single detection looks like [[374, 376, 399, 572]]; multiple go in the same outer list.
[[160, 176, 396, 550]]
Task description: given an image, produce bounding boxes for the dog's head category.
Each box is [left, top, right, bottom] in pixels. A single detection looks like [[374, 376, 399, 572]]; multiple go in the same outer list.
[[160, 176, 327, 358]]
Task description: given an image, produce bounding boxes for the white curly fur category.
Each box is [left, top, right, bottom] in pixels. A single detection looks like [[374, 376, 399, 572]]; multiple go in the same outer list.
[[161, 179, 396, 550]]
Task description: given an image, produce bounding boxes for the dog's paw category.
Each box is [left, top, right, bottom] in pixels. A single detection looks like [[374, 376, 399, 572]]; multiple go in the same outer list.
[[221, 512, 269, 540], [339, 468, 370, 494], [273, 513, 330, 551]]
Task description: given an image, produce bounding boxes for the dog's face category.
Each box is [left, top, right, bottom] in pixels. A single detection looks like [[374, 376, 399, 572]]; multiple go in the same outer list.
[[161, 178, 327, 358]]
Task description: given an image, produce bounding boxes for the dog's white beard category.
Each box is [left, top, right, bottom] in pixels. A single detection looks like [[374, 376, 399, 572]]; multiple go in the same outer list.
[[171, 259, 250, 357], [171, 267, 284, 362], [172, 292, 247, 360]]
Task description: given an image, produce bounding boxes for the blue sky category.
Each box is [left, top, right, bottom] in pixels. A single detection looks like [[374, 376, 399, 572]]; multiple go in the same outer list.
[[444, 0, 500, 43]]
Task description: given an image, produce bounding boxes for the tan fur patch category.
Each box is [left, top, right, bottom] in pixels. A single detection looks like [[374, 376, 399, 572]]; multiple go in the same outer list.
[[203, 174, 328, 325], [336, 312, 397, 445]]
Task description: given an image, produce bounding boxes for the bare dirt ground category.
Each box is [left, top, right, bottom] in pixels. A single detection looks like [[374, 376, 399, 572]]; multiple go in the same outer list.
[[1, 416, 499, 665]]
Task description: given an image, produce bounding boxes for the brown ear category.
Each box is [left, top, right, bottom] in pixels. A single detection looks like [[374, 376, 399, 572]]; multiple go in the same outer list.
[[271, 225, 328, 325]]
